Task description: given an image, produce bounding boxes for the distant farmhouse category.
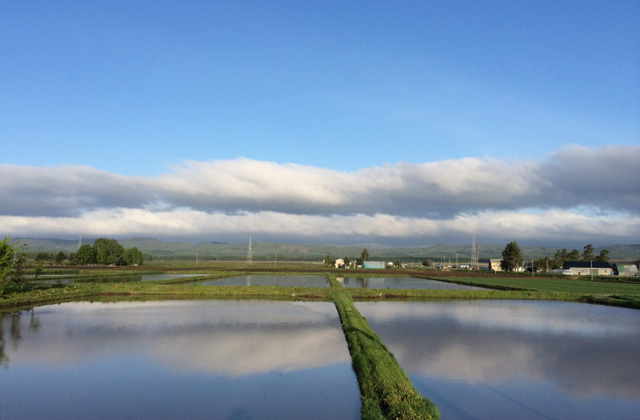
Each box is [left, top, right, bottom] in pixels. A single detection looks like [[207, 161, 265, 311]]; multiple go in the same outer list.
[[561, 261, 614, 276], [489, 259, 503, 272]]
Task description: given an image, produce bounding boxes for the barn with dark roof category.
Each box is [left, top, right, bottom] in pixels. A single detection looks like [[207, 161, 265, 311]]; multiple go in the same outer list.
[[561, 261, 614, 276]]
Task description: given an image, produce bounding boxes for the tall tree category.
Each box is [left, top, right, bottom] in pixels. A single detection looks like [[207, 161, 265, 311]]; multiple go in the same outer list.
[[582, 244, 595, 261], [567, 249, 580, 260], [324, 255, 334, 268], [124, 247, 144, 266], [76, 244, 94, 265], [54, 251, 67, 264], [552, 248, 568, 269], [361, 248, 370, 262], [0, 237, 15, 292], [92, 238, 125, 265], [0, 238, 29, 295], [595, 249, 610, 262], [500, 241, 523, 271]]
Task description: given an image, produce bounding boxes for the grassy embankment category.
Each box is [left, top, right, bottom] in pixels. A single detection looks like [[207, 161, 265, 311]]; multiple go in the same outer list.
[[326, 273, 440, 419], [332, 291, 440, 420]]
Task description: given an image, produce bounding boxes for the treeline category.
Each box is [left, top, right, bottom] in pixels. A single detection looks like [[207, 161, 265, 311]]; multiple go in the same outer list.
[[534, 244, 609, 272], [33, 238, 144, 266], [76, 238, 143, 266], [501, 242, 612, 272]]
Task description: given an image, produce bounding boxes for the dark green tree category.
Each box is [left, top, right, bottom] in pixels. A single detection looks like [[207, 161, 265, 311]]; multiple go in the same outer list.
[[361, 248, 370, 262], [595, 249, 610, 262], [533, 257, 551, 273], [124, 247, 144, 266], [54, 251, 67, 264], [500, 241, 523, 271], [93, 238, 125, 265], [582, 244, 595, 261], [324, 255, 334, 268], [35, 252, 52, 262], [552, 248, 568, 269], [76, 244, 95, 265], [0, 237, 15, 293], [0, 238, 30, 295], [567, 249, 580, 260]]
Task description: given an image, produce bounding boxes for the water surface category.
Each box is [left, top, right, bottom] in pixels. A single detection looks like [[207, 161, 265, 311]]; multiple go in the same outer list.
[[196, 275, 329, 287], [338, 276, 487, 290], [0, 300, 359, 419], [139, 274, 207, 281], [357, 300, 640, 420]]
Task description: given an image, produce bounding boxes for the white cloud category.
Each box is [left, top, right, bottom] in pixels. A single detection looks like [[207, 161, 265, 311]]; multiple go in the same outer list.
[[1, 145, 638, 244], [1, 207, 638, 245]]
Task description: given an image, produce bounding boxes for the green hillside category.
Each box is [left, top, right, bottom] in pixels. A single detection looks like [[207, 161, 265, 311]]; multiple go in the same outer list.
[[11, 237, 640, 262]]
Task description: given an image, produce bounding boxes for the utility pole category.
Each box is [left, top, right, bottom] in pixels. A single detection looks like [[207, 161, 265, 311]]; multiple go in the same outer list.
[[246, 235, 253, 266]]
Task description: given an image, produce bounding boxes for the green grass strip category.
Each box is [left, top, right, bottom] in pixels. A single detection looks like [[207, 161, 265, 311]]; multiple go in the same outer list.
[[333, 292, 440, 420]]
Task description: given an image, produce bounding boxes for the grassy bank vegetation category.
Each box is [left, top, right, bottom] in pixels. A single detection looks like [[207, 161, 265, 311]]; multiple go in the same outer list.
[[333, 292, 439, 420]]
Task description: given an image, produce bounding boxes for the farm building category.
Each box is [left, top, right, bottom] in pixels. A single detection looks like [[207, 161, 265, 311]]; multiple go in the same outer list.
[[550, 268, 576, 275], [362, 261, 385, 269], [614, 264, 638, 277], [561, 261, 614, 276], [489, 259, 503, 272]]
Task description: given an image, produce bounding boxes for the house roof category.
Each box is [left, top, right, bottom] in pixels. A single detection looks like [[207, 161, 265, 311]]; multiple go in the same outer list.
[[562, 261, 612, 269]]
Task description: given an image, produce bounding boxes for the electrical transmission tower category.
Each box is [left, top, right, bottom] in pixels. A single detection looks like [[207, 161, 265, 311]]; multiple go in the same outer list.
[[471, 234, 478, 270], [246, 235, 253, 266]]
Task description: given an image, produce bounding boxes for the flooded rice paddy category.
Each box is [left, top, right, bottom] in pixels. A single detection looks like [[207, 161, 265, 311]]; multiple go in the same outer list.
[[2, 274, 639, 420], [0, 301, 360, 420], [357, 300, 640, 420], [337, 276, 488, 290], [195, 275, 330, 287]]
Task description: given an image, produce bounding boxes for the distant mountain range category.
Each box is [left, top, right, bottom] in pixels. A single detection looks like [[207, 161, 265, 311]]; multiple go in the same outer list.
[[11, 237, 640, 262]]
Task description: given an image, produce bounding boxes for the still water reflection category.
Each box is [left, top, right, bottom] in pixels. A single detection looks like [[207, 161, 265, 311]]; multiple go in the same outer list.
[[338, 276, 487, 290], [357, 300, 640, 420], [196, 275, 329, 287], [0, 301, 359, 420]]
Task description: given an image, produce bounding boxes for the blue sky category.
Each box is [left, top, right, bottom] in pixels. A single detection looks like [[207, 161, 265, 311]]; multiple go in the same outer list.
[[1, 1, 639, 247]]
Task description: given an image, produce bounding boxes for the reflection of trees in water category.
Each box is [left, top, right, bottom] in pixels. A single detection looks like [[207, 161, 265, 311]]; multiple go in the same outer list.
[[0, 309, 39, 367], [0, 318, 7, 367]]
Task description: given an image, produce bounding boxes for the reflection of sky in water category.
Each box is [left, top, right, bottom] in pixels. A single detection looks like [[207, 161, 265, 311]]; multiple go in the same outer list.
[[0, 301, 359, 420], [357, 300, 640, 420], [337, 276, 488, 290], [196, 275, 329, 287]]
